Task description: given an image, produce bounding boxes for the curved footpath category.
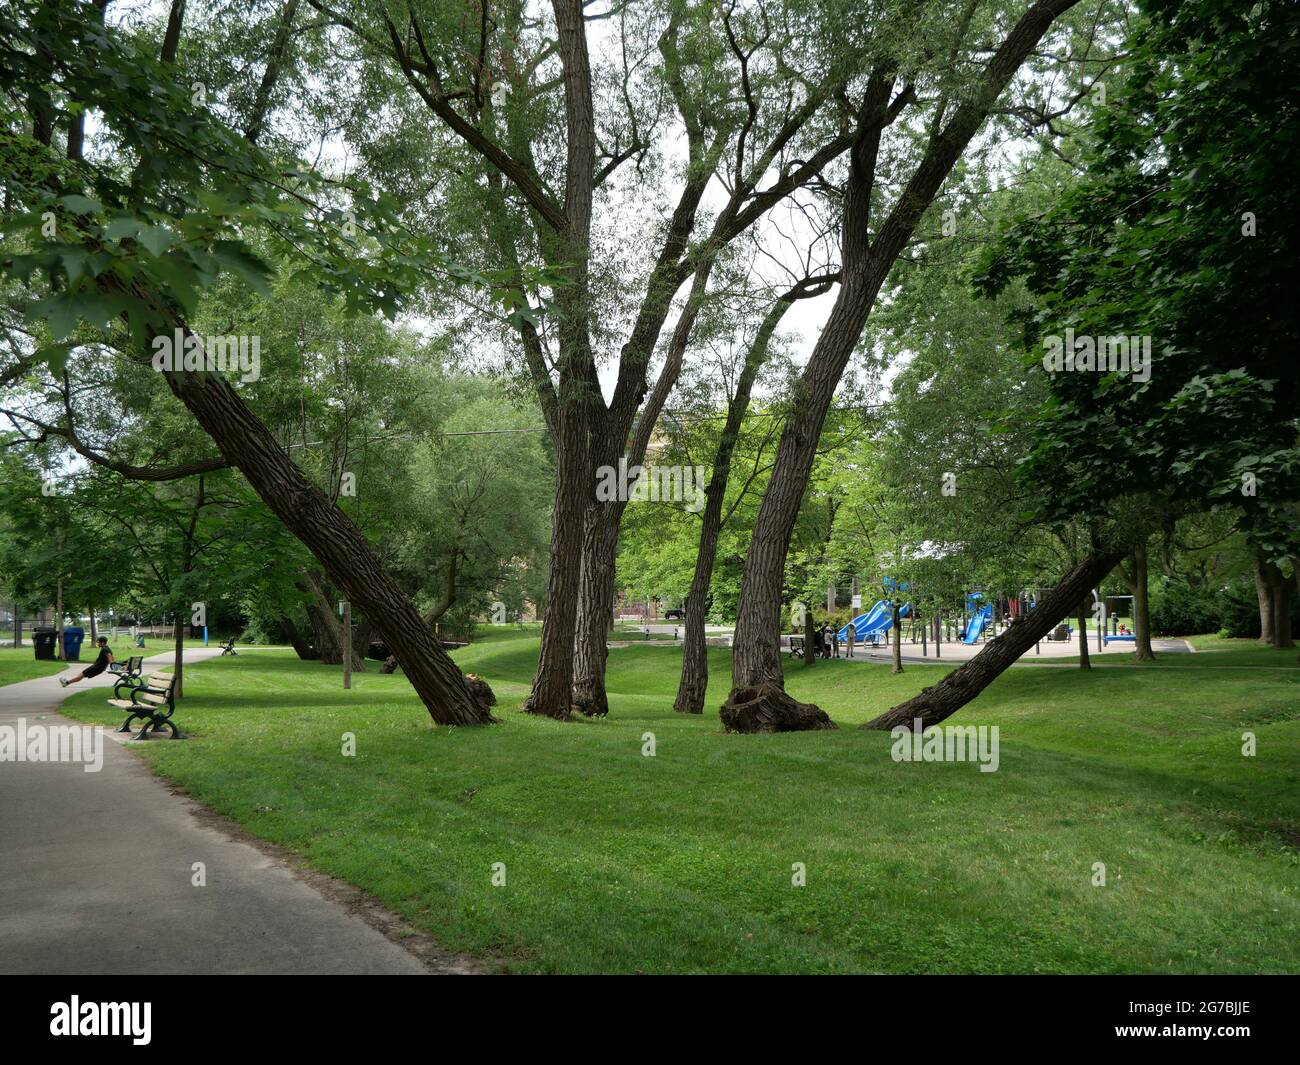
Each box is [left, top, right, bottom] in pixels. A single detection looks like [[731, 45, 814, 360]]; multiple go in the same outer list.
[[0, 648, 435, 975]]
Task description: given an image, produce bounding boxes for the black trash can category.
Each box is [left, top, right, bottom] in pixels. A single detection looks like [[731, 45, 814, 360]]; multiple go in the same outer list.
[[33, 627, 57, 661]]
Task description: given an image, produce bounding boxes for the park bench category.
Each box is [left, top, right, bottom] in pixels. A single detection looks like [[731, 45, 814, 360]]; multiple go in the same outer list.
[[786, 634, 804, 657], [108, 655, 145, 697], [108, 672, 182, 739], [219, 637, 237, 656]]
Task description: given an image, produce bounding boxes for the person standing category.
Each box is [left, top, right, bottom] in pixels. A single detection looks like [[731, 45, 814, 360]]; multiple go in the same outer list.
[[845, 623, 856, 659]]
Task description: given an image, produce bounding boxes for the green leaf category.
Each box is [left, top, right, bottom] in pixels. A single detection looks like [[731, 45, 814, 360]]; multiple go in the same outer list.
[[138, 226, 177, 257], [34, 293, 80, 343], [104, 217, 145, 242], [211, 240, 273, 295], [38, 343, 74, 376], [59, 194, 103, 215]]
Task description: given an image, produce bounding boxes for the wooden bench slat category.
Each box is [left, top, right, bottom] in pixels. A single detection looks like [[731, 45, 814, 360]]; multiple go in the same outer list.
[[138, 694, 168, 705], [107, 699, 137, 709]]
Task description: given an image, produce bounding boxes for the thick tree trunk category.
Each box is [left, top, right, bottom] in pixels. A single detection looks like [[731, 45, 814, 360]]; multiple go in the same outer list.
[[13, 607, 21, 648], [520, 0, 596, 721], [520, 390, 589, 720], [1254, 555, 1295, 647], [158, 355, 496, 726], [863, 551, 1123, 731], [301, 573, 344, 663], [803, 603, 817, 665], [1131, 540, 1155, 661], [572, 504, 618, 716]]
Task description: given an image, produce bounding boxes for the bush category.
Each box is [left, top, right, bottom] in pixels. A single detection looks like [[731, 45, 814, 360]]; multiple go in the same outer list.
[[816, 606, 857, 633], [1215, 577, 1262, 639], [1149, 578, 1220, 636]]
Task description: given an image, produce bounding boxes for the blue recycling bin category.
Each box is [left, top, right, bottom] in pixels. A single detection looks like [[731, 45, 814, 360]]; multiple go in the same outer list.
[[63, 626, 85, 661]]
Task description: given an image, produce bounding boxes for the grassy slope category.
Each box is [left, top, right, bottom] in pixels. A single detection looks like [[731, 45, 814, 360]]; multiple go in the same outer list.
[[58, 634, 1299, 974], [0, 645, 66, 684]]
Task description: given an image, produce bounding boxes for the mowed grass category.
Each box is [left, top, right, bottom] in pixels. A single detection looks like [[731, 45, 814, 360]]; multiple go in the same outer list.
[[0, 645, 66, 684], [58, 633, 1300, 974]]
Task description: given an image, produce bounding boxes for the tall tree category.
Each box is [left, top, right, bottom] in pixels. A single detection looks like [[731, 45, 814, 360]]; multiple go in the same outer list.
[[0, 0, 503, 723], [305, 0, 894, 717], [723, 0, 1096, 731]]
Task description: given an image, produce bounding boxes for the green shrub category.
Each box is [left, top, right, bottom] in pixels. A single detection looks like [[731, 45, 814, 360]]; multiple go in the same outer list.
[[1149, 578, 1220, 636], [1215, 577, 1262, 639]]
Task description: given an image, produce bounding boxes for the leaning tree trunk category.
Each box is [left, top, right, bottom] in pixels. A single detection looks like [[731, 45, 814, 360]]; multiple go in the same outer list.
[[299, 571, 366, 670], [280, 617, 317, 660], [863, 551, 1123, 731], [304, 595, 342, 661], [724, 0, 1085, 733], [1131, 540, 1155, 661], [157, 348, 496, 725], [675, 295, 790, 714], [729, 285, 878, 699]]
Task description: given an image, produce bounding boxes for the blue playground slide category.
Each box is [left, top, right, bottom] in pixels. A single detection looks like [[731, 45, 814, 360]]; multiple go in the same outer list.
[[837, 600, 912, 642], [963, 603, 993, 644]]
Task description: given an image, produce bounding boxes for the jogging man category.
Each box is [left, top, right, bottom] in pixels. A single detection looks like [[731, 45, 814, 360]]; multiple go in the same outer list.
[[58, 636, 114, 687]]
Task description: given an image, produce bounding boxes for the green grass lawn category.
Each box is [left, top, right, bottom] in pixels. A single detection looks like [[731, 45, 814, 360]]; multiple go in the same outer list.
[[0, 645, 66, 684], [56, 631, 1299, 974]]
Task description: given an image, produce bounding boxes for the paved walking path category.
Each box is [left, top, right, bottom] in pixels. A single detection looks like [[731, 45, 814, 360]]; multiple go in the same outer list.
[[0, 648, 429, 975]]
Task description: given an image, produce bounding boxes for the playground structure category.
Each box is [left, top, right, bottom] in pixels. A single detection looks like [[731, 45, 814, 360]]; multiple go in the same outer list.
[[962, 594, 994, 645], [818, 578, 1147, 662], [809, 573, 1153, 665], [837, 598, 913, 645]]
